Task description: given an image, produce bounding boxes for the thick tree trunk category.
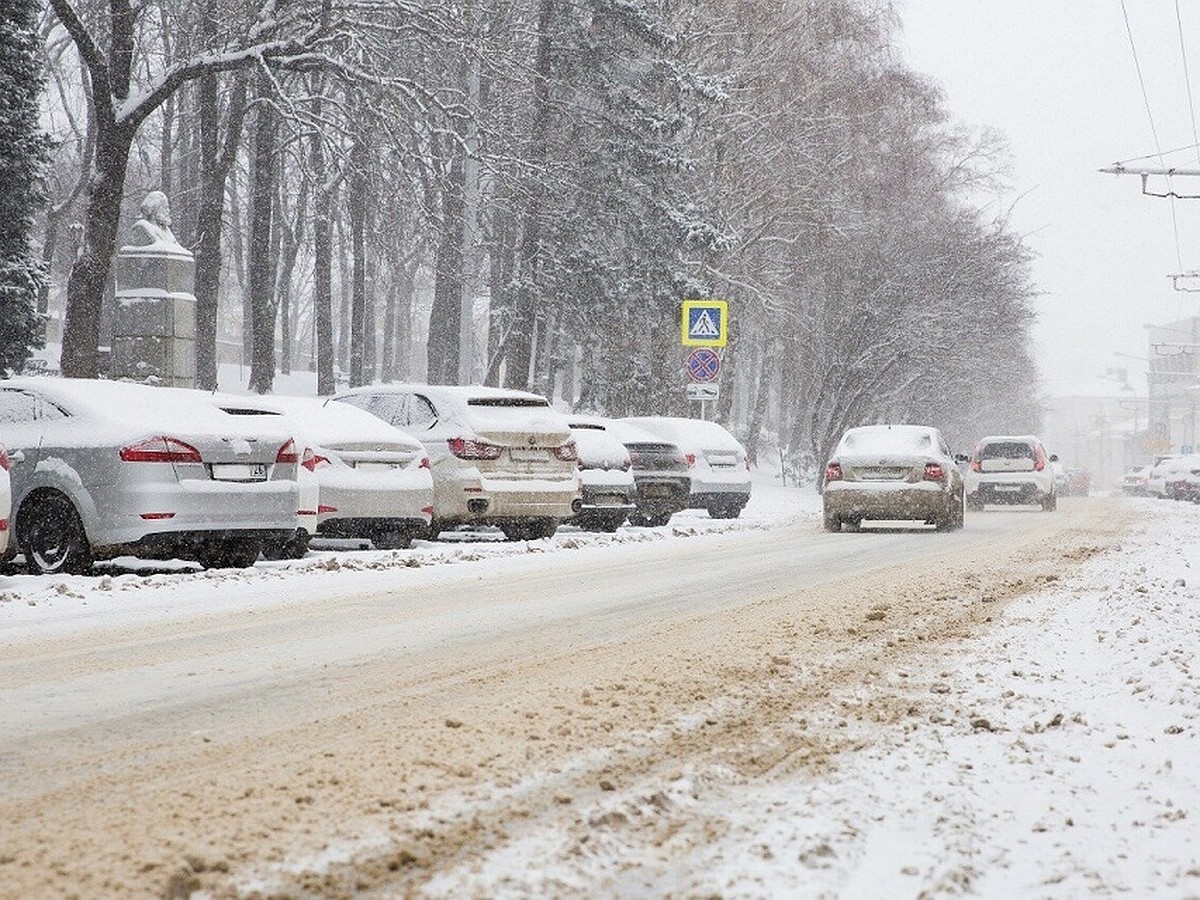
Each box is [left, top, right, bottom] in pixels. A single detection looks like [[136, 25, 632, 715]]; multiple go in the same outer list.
[[504, 0, 554, 390], [275, 183, 306, 377], [247, 84, 278, 394], [60, 128, 131, 378], [194, 73, 246, 390], [348, 128, 368, 387], [427, 153, 465, 384]]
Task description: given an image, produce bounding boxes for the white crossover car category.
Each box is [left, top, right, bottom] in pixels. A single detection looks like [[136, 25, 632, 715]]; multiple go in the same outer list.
[[964, 434, 1056, 511], [332, 384, 581, 540]]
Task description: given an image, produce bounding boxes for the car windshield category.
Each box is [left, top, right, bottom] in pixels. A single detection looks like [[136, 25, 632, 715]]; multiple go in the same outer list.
[[467, 397, 549, 408]]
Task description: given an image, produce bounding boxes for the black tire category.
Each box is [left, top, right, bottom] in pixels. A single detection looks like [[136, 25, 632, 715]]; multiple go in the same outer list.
[[262, 529, 311, 561], [627, 512, 650, 527], [373, 528, 413, 550], [707, 503, 743, 520], [842, 517, 862, 533], [581, 514, 625, 533], [646, 512, 673, 527], [196, 537, 262, 570], [1042, 493, 1057, 512], [822, 511, 841, 532], [966, 494, 985, 512], [20, 493, 93, 575]]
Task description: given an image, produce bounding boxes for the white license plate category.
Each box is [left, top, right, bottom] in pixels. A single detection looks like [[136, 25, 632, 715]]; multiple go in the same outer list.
[[994, 484, 1021, 492], [642, 484, 671, 498], [211, 463, 267, 482], [593, 494, 625, 506], [510, 448, 548, 463], [354, 461, 400, 472]]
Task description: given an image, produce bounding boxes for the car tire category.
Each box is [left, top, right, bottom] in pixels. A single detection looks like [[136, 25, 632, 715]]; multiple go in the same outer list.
[[966, 494, 985, 512], [196, 537, 262, 570], [707, 503, 742, 519], [952, 493, 965, 529], [822, 510, 841, 532], [1041, 494, 1057, 512], [646, 512, 673, 527], [627, 512, 649, 527], [20, 492, 93, 576], [373, 528, 413, 550], [842, 517, 862, 533], [584, 514, 625, 533], [261, 529, 310, 560]]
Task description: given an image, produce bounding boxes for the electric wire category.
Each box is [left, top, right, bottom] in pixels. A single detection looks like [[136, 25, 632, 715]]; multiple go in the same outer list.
[[1175, 0, 1199, 310], [1122, 0, 1186, 272]]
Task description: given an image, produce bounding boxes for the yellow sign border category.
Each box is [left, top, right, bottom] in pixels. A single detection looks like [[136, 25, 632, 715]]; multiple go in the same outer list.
[[681, 300, 728, 348]]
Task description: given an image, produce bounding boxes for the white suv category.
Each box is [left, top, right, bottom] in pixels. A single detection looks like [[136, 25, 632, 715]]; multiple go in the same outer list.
[[964, 434, 1057, 511], [331, 385, 581, 540]]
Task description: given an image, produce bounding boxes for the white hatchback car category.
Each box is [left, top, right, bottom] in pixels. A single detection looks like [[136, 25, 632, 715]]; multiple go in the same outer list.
[[964, 434, 1057, 511], [621, 416, 752, 518], [331, 385, 581, 540]]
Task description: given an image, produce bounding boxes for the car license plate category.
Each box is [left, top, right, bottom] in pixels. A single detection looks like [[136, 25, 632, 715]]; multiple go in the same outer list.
[[354, 461, 400, 472], [211, 463, 267, 482], [510, 448, 548, 463], [642, 484, 670, 498], [994, 484, 1021, 492], [594, 494, 624, 506]]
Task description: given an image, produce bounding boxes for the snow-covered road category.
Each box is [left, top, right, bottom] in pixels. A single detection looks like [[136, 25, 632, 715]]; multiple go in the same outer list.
[[1, 488, 1196, 898]]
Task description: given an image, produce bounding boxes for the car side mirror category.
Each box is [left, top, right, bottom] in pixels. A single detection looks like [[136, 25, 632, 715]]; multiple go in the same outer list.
[[954, 454, 969, 464], [1049, 454, 1059, 463]]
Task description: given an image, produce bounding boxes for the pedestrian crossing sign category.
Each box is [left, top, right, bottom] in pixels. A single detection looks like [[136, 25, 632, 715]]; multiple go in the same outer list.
[[681, 300, 728, 347]]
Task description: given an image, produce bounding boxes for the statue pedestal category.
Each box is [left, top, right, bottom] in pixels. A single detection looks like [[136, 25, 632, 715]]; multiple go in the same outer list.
[[112, 244, 197, 387]]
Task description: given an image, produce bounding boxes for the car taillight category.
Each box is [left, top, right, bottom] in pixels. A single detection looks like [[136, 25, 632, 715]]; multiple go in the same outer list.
[[301, 448, 330, 472], [622, 456, 632, 472], [276, 438, 299, 464], [119, 436, 203, 463], [971, 459, 982, 473], [1034, 456, 1045, 472], [448, 437, 503, 460], [420, 456, 431, 469], [824, 461, 843, 482], [923, 462, 946, 482], [552, 441, 578, 462], [685, 453, 696, 468], [0, 448, 8, 472]]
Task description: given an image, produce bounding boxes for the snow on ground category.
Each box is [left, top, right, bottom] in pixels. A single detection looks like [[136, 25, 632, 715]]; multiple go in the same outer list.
[[419, 496, 1200, 897], [0, 467, 816, 639]]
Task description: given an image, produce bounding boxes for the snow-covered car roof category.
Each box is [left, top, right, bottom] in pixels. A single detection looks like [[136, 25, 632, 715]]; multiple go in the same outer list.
[[565, 415, 667, 447], [206, 393, 423, 450], [3, 378, 291, 440], [836, 424, 942, 454], [569, 423, 631, 469], [621, 416, 744, 452], [336, 383, 552, 407]]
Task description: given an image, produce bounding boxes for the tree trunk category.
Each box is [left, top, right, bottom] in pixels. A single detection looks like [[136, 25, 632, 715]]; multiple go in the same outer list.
[[60, 125, 131, 378], [194, 74, 247, 390], [247, 82, 278, 394], [427, 153, 464, 384], [348, 126, 368, 387]]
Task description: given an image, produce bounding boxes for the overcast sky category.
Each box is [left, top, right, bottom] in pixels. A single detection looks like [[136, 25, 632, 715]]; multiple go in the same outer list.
[[899, 1, 1200, 397]]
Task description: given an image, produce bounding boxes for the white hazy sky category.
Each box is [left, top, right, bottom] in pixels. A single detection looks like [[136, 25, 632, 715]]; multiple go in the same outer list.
[[899, 1, 1200, 397]]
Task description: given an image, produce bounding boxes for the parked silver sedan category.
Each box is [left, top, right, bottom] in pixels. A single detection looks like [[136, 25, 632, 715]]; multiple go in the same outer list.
[[0, 378, 301, 573]]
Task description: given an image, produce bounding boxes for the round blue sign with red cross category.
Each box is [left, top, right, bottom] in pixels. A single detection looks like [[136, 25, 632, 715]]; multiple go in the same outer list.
[[686, 348, 721, 383]]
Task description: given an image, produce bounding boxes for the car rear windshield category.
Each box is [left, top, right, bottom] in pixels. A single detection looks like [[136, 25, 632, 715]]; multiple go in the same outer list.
[[467, 398, 549, 408], [979, 441, 1036, 460], [840, 429, 932, 453]]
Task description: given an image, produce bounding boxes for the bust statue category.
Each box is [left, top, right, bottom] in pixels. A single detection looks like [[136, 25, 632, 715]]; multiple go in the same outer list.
[[126, 190, 183, 250]]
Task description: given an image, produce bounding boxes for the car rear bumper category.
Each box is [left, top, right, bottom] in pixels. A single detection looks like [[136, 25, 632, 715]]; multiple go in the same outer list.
[[436, 473, 582, 525], [98, 479, 300, 546], [969, 482, 1051, 504], [316, 470, 434, 525], [824, 483, 950, 520]]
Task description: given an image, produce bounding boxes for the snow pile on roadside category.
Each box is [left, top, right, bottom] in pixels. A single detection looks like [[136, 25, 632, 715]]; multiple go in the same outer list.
[[0, 470, 816, 637], [421, 499, 1200, 897]]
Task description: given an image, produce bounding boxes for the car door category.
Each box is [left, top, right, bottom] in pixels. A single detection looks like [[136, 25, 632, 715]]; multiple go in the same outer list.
[[0, 388, 50, 506]]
